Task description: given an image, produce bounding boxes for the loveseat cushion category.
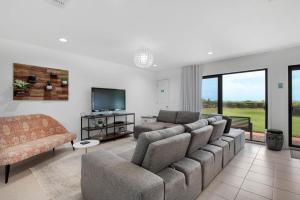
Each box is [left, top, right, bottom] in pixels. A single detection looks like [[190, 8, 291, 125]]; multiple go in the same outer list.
[[157, 110, 178, 123], [0, 114, 68, 150], [131, 126, 185, 165], [142, 133, 191, 173], [184, 119, 208, 132], [0, 133, 76, 166], [187, 125, 213, 154], [175, 111, 200, 124], [208, 120, 227, 143]]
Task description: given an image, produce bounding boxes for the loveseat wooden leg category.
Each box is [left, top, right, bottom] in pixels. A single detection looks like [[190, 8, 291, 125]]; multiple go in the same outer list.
[[71, 141, 75, 151], [5, 165, 10, 184]]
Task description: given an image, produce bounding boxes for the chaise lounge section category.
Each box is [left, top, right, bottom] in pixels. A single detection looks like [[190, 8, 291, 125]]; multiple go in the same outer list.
[[133, 110, 200, 139]]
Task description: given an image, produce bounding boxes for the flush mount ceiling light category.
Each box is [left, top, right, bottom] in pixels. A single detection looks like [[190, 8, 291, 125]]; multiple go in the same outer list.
[[208, 51, 213, 55], [46, 0, 70, 8], [59, 38, 68, 43], [134, 47, 154, 68], [153, 64, 158, 67]]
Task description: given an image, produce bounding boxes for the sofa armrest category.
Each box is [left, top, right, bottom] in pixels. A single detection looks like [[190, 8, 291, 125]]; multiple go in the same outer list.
[[81, 150, 164, 200]]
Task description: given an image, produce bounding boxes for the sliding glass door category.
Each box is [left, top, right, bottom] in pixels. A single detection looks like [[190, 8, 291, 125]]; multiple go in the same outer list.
[[289, 66, 300, 147], [202, 69, 268, 142], [222, 70, 267, 141]]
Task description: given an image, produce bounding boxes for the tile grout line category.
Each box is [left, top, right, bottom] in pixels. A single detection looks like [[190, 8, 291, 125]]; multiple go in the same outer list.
[[256, 152, 300, 196], [233, 145, 267, 200]]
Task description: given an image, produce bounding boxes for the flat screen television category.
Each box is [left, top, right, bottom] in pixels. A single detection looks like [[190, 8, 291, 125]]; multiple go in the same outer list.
[[91, 88, 126, 112]]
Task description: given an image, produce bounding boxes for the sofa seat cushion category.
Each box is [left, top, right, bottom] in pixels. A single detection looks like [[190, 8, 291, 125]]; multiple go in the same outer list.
[[172, 158, 203, 199], [157, 168, 186, 200], [117, 148, 135, 161], [131, 126, 185, 165], [157, 110, 178, 123], [160, 122, 179, 128], [221, 136, 235, 161], [223, 128, 245, 154], [142, 133, 191, 173], [187, 125, 213, 154], [188, 150, 214, 189], [184, 119, 208, 132], [202, 144, 223, 176], [0, 133, 76, 165], [211, 139, 233, 167], [134, 123, 165, 138], [172, 158, 202, 186], [175, 111, 200, 124]]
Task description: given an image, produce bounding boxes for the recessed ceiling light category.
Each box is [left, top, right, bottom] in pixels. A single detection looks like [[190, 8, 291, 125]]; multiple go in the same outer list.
[[208, 51, 213, 55], [59, 38, 68, 43], [153, 64, 158, 67]]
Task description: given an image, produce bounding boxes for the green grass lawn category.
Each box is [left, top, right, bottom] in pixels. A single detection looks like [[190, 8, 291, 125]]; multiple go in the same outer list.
[[292, 116, 300, 138]]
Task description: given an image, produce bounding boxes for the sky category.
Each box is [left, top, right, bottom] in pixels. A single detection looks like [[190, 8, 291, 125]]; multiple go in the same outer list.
[[202, 71, 266, 101], [293, 70, 300, 101]]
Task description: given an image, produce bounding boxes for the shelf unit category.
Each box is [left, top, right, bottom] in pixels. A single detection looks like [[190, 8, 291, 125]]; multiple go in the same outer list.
[[80, 113, 135, 141]]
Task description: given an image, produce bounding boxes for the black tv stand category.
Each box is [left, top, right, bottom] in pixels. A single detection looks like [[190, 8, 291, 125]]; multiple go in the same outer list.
[[80, 112, 135, 141]]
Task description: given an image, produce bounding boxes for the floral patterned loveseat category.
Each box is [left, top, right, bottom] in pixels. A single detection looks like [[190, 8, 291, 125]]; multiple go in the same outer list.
[[0, 114, 76, 183]]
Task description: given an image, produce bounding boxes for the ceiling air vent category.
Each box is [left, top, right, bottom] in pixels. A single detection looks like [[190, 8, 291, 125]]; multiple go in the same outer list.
[[46, 0, 69, 8]]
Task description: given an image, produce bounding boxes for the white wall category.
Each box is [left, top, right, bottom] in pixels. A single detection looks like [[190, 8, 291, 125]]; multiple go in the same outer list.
[[156, 67, 181, 112], [0, 39, 157, 140], [157, 46, 300, 148]]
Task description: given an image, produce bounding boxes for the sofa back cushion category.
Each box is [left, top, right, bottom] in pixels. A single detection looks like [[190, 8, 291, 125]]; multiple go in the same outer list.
[[131, 125, 185, 165], [206, 115, 223, 124], [209, 120, 227, 143], [187, 125, 213, 154], [0, 114, 68, 150], [157, 110, 178, 123], [184, 119, 208, 132], [175, 111, 200, 124], [142, 133, 191, 173]]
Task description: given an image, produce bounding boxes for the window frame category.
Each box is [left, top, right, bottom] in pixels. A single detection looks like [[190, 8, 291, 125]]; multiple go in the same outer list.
[[203, 68, 268, 142], [288, 65, 300, 148]]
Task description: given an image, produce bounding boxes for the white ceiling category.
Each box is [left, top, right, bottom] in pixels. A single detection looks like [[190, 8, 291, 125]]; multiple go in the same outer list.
[[1, 0, 300, 69]]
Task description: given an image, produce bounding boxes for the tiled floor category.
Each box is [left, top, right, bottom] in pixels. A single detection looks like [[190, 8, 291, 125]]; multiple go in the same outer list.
[[0, 139, 300, 200], [197, 143, 300, 200]]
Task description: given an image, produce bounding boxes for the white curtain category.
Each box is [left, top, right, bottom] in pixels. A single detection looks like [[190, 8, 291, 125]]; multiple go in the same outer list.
[[180, 64, 203, 112]]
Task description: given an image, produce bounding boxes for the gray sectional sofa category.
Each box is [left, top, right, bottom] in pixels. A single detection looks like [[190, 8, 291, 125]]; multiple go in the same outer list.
[[81, 115, 245, 200], [134, 110, 200, 139]]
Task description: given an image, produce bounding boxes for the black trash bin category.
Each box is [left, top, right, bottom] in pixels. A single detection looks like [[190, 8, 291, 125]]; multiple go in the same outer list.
[[266, 129, 283, 151]]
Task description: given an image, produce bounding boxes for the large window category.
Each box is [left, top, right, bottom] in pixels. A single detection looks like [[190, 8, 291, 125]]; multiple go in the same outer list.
[[202, 69, 268, 142]]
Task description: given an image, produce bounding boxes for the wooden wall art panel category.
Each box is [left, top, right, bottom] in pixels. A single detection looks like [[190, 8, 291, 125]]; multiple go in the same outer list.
[[13, 63, 69, 100]]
